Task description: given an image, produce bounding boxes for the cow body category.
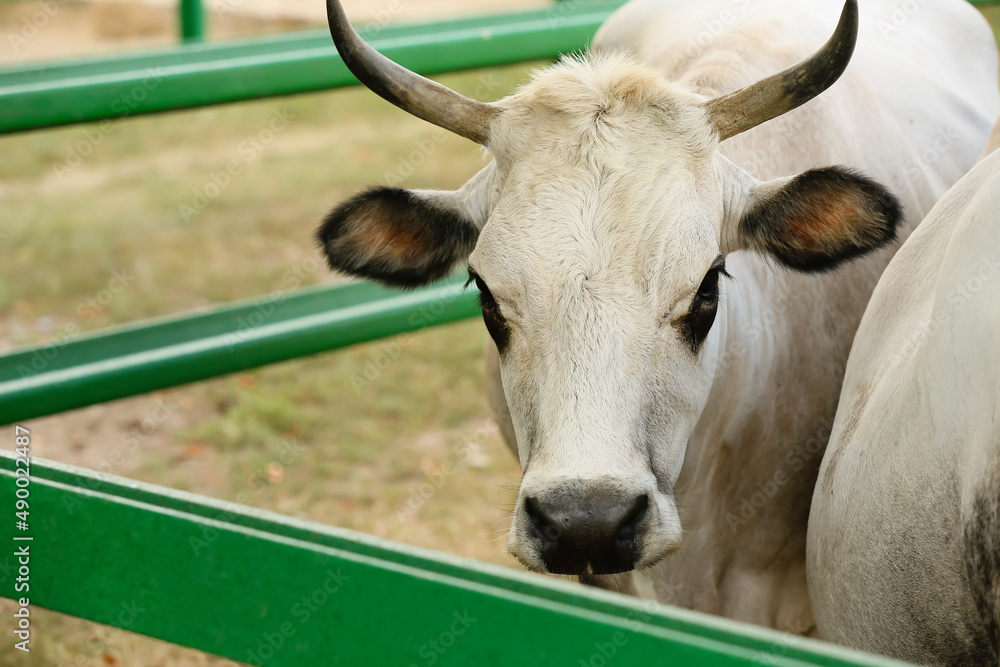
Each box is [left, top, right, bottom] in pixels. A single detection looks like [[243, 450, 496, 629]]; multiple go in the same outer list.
[[317, 0, 999, 639], [482, 0, 999, 632], [807, 126, 1000, 663]]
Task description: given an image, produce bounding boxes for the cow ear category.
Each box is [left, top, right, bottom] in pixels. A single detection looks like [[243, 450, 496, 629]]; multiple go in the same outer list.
[[316, 166, 492, 288], [736, 167, 903, 272]]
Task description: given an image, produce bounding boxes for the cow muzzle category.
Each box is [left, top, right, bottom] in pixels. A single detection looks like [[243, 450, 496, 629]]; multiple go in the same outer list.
[[517, 487, 650, 575]]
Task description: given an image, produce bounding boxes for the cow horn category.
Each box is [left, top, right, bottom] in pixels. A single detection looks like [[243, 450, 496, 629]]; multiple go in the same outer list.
[[704, 0, 858, 141], [326, 0, 500, 145]]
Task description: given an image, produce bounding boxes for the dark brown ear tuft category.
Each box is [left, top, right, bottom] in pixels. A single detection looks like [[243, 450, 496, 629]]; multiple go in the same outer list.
[[740, 167, 903, 272], [316, 186, 479, 288]]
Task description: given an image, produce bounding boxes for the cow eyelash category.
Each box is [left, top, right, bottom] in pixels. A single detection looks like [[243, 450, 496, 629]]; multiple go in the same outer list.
[[695, 259, 732, 299], [466, 270, 499, 306], [707, 257, 732, 281], [467, 270, 511, 352], [679, 257, 731, 352], [465, 271, 488, 293]]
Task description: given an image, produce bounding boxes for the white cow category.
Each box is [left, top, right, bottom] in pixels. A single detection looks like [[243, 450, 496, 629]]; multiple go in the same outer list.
[[316, 0, 999, 633], [808, 124, 1000, 664]]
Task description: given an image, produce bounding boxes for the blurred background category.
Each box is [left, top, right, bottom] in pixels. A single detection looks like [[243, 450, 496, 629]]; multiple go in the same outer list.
[[0, 1, 998, 664]]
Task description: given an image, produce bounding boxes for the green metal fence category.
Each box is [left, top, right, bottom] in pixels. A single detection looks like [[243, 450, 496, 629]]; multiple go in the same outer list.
[[180, 0, 206, 42], [0, 277, 480, 421], [1, 0, 989, 663], [0, 2, 623, 133], [0, 0, 205, 41], [0, 452, 910, 666]]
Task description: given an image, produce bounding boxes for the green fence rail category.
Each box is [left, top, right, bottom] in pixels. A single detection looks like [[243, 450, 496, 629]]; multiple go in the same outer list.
[[0, 1, 626, 134], [0, 452, 912, 666], [4, 0, 993, 135], [180, 0, 206, 42], [0, 276, 478, 424], [0, 0, 206, 42]]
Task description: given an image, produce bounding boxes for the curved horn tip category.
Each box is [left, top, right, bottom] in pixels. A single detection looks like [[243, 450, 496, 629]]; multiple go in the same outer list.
[[324, 0, 499, 145], [705, 0, 860, 142]]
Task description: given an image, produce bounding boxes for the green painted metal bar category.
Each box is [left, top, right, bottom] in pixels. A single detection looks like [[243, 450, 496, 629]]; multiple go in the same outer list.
[[0, 276, 479, 424], [0, 1, 626, 135], [180, 0, 206, 42], [0, 5, 605, 86], [0, 453, 912, 667], [1, 0, 994, 90]]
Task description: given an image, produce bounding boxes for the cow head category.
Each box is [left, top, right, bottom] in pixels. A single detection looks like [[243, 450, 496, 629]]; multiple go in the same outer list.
[[317, 0, 901, 576]]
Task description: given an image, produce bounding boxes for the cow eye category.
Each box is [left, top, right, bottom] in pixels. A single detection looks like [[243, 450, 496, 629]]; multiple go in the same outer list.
[[695, 267, 721, 302], [469, 271, 511, 353], [682, 258, 728, 352], [474, 275, 490, 296]]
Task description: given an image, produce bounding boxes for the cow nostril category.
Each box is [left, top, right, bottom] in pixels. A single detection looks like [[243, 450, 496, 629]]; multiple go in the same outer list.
[[524, 496, 560, 542], [524, 493, 649, 549], [615, 495, 649, 545], [521, 491, 650, 575]]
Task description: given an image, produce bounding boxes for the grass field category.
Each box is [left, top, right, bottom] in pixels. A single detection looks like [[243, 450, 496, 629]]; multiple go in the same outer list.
[[2, 1, 1000, 665]]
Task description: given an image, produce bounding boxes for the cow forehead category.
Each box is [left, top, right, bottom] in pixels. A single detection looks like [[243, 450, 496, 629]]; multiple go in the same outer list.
[[469, 55, 725, 304], [470, 199, 721, 323], [489, 54, 717, 168]]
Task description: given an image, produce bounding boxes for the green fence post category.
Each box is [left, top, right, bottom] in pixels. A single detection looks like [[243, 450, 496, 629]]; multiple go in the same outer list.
[[180, 0, 206, 42]]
